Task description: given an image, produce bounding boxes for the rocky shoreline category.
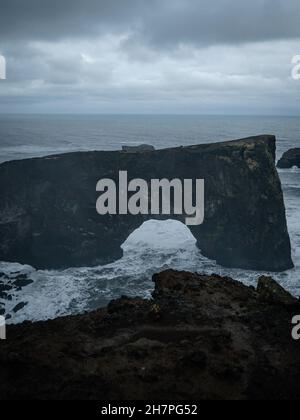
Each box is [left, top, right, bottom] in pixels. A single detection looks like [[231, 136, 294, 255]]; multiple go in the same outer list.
[[0, 271, 33, 318], [1, 269, 300, 400]]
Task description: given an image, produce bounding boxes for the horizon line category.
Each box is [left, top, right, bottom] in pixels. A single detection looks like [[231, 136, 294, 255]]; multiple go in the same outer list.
[[0, 113, 299, 118]]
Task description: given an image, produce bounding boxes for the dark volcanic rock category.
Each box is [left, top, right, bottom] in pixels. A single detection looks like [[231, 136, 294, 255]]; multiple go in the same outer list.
[[257, 276, 299, 305], [13, 277, 33, 288], [277, 148, 300, 169], [0, 135, 293, 271], [1, 270, 300, 400], [122, 144, 155, 152], [12, 302, 28, 313], [0, 273, 33, 317], [0, 282, 13, 301]]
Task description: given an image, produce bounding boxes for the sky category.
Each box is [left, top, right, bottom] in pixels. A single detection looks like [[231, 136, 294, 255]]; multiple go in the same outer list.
[[0, 0, 300, 114]]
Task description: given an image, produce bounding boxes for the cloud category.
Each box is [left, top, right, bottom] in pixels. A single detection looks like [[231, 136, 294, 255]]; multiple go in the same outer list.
[[1, 0, 300, 46], [0, 0, 300, 114], [139, 0, 300, 47], [0, 0, 144, 41]]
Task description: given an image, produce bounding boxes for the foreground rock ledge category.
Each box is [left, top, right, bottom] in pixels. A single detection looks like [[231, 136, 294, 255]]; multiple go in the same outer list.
[[1, 270, 300, 401], [0, 135, 293, 271]]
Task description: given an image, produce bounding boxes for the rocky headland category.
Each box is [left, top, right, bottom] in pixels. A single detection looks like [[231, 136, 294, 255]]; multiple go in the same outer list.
[[0, 135, 293, 271], [0, 270, 300, 400], [277, 148, 300, 169]]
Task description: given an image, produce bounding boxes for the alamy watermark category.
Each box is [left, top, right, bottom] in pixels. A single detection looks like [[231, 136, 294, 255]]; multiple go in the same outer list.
[[0, 316, 6, 340], [292, 56, 300, 80], [292, 315, 300, 341], [96, 171, 205, 226], [0, 55, 6, 80]]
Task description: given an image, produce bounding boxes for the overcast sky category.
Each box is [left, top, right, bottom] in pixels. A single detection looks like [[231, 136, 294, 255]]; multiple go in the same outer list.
[[0, 0, 300, 114]]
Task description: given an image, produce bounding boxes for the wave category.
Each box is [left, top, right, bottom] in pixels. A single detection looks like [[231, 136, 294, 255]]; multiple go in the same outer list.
[[1, 219, 299, 325]]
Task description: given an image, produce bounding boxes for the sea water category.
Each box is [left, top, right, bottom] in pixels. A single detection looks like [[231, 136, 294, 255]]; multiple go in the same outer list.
[[0, 114, 299, 324]]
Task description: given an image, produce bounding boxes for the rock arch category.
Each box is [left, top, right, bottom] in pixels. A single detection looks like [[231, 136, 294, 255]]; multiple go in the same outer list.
[[0, 135, 293, 271]]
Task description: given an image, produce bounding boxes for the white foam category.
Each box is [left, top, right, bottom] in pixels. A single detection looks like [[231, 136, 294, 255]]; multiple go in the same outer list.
[[0, 262, 35, 276], [2, 175, 300, 325], [122, 219, 197, 252]]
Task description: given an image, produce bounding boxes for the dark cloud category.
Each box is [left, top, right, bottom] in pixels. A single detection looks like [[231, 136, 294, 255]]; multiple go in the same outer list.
[[0, 0, 145, 41], [1, 0, 300, 46], [0, 0, 300, 114], [141, 0, 300, 47]]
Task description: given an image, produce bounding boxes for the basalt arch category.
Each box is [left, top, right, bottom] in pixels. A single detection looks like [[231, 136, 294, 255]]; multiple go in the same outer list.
[[0, 135, 293, 271]]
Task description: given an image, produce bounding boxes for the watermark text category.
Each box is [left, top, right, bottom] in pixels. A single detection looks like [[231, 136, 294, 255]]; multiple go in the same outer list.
[[0, 55, 6, 80], [96, 171, 205, 226], [292, 315, 300, 340], [0, 316, 6, 340], [292, 55, 300, 80]]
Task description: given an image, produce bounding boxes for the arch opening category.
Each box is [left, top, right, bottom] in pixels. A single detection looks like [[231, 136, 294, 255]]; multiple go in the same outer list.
[[121, 219, 197, 255]]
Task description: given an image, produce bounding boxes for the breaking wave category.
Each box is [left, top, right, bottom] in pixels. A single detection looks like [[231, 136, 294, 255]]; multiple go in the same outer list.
[[1, 215, 300, 325]]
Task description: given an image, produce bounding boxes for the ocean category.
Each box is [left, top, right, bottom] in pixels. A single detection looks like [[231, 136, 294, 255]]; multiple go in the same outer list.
[[0, 114, 300, 324]]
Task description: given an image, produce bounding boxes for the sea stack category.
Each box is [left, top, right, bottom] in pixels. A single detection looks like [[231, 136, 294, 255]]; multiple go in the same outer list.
[[277, 148, 300, 169], [0, 135, 293, 271]]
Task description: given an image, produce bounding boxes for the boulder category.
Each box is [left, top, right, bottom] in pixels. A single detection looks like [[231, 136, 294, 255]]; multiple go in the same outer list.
[[257, 276, 298, 305]]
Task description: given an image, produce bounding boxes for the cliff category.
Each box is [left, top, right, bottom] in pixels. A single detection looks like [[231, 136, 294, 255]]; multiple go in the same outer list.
[[1, 270, 300, 400], [0, 135, 293, 271], [277, 148, 300, 169]]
